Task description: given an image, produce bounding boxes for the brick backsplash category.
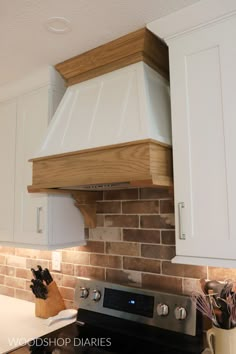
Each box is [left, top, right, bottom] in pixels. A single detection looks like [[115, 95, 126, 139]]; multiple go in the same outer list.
[[0, 188, 233, 309]]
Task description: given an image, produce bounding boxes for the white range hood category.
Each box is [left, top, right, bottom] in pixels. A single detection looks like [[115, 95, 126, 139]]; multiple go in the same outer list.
[[35, 62, 171, 158], [28, 28, 173, 227]]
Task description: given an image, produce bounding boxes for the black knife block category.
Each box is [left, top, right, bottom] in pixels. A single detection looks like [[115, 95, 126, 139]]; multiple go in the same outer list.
[[35, 281, 66, 318]]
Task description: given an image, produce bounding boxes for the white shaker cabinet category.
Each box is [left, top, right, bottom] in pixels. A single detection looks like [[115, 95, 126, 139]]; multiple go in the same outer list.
[[148, 11, 236, 267], [0, 68, 85, 249], [0, 100, 17, 242]]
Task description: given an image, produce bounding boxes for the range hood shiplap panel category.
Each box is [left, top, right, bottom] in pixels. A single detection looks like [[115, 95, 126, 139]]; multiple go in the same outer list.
[[88, 67, 142, 148], [35, 90, 75, 157], [62, 84, 100, 151], [34, 62, 171, 159], [144, 65, 172, 143]]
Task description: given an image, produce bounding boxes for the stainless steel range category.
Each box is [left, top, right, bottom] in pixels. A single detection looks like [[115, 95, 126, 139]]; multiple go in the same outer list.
[[26, 277, 203, 354]]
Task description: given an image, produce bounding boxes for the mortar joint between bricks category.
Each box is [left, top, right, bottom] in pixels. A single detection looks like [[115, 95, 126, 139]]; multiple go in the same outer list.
[[181, 278, 184, 294], [121, 228, 124, 241]]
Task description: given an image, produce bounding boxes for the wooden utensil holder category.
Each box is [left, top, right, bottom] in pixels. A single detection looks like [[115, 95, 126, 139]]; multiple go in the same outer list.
[[35, 281, 65, 318]]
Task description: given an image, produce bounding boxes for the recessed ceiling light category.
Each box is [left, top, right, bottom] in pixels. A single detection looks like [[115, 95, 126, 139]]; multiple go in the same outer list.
[[45, 17, 71, 34]]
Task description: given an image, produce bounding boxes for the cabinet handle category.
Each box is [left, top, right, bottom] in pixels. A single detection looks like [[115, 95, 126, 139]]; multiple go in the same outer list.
[[36, 207, 43, 234], [178, 202, 186, 240]]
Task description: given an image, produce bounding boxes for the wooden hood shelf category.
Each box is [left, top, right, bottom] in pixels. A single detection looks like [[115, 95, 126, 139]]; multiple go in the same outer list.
[[28, 140, 172, 227]]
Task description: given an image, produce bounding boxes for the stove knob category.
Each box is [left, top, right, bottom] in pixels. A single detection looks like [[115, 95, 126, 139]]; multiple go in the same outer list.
[[157, 303, 169, 317], [92, 289, 101, 302], [80, 287, 89, 299], [174, 306, 187, 320]]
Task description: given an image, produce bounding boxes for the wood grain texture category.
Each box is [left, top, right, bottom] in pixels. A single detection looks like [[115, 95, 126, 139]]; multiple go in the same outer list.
[[55, 28, 169, 86], [29, 140, 172, 190], [74, 203, 97, 228], [35, 281, 65, 319]]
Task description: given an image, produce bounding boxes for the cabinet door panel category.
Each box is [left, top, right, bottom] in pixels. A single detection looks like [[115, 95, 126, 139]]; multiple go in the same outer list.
[[0, 101, 16, 241], [170, 25, 230, 258], [218, 17, 236, 257], [14, 88, 49, 245]]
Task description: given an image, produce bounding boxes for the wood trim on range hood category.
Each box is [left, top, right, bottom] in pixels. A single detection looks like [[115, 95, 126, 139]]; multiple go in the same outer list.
[[28, 139, 172, 227], [28, 28, 172, 228], [55, 28, 169, 86]]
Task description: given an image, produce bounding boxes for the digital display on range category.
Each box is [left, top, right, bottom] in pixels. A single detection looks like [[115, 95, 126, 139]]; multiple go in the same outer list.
[[103, 288, 154, 318]]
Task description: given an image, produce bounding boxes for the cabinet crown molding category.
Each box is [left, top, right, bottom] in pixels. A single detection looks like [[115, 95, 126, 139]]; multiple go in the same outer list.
[[0, 66, 65, 103], [147, 0, 236, 41]]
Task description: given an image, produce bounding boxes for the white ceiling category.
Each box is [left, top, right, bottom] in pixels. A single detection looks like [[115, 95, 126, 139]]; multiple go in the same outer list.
[[0, 0, 199, 86]]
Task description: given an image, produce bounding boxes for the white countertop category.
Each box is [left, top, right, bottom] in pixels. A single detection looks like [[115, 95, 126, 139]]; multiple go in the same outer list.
[[0, 295, 76, 353]]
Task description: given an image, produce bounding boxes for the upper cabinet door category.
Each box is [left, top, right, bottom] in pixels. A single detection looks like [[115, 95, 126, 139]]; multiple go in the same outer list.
[[14, 87, 49, 245], [0, 100, 16, 241], [169, 18, 236, 260]]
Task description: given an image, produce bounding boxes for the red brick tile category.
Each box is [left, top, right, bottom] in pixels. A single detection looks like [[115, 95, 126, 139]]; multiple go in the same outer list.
[[74, 265, 105, 280], [16, 268, 31, 279], [26, 259, 49, 269], [89, 227, 121, 241], [0, 247, 15, 255], [61, 251, 90, 265], [59, 286, 75, 301], [162, 261, 207, 279], [182, 278, 202, 295], [96, 215, 104, 226], [5, 276, 26, 289], [0, 254, 5, 264], [6, 255, 26, 268], [15, 289, 35, 302], [123, 257, 160, 274], [105, 215, 139, 228], [161, 230, 175, 245], [96, 201, 121, 214], [140, 214, 174, 229], [76, 241, 104, 253], [122, 201, 159, 214], [0, 285, 15, 297], [106, 269, 141, 285], [123, 229, 160, 244], [0, 275, 4, 284], [61, 263, 74, 275], [106, 242, 139, 256], [140, 188, 173, 200], [142, 273, 182, 294], [50, 272, 63, 286], [160, 200, 174, 214], [62, 275, 77, 288], [141, 244, 175, 260], [104, 189, 139, 200], [15, 248, 40, 258], [90, 254, 122, 268], [0, 265, 15, 276], [64, 299, 77, 309], [208, 267, 236, 281], [38, 251, 52, 260]]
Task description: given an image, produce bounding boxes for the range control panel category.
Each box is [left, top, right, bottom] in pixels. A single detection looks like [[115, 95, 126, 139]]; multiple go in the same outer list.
[[75, 277, 197, 336]]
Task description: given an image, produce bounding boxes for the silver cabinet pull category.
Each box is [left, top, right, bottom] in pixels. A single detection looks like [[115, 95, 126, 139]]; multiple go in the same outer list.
[[36, 207, 43, 233], [178, 202, 185, 240]]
